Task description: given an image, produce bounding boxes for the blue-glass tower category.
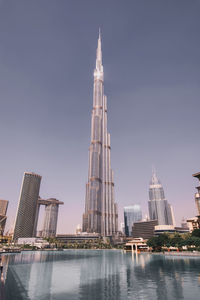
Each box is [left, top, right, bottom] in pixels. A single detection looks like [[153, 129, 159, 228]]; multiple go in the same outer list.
[[124, 205, 142, 236]]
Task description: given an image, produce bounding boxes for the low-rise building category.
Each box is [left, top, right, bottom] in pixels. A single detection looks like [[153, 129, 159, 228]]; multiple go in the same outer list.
[[125, 238, 149, 252], [56, 233, 100, 244], [187, 217, 200, 232], [17, 237, 49, 248], [132, 220, 158, 239], [154, 225, 189, 235]]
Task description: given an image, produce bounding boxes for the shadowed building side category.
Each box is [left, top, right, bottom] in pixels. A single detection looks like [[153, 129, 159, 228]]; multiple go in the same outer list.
[[13, 172, 41, 241], [132, 220, 158, 239]]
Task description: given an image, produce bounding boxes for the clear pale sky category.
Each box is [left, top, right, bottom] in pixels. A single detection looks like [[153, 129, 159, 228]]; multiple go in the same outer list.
[[0, 0, 200, 233]]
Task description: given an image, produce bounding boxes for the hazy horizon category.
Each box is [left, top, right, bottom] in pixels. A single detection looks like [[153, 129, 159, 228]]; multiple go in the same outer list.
[[0, 0, 200, 234]]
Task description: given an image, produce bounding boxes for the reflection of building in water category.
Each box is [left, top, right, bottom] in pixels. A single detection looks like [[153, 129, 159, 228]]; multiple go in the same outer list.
[[79, 251, 194, 300], [4, 252, 54, 299], [28, 252, 53, 299], [0, 255, 9, 300], [79, 252, 121, 300], [4, 253, 32, 299], [1, 255, 9, 282], [2, 251, 200, 299], [130, 256, 186, 299]]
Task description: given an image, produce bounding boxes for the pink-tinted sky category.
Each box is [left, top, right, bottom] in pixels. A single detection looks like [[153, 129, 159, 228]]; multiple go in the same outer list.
[[0, 0, 200, 233]]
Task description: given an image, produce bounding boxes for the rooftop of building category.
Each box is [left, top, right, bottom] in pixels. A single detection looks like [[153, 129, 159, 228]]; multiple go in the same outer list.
[[24, 172, 42, 178], [133, 219, 158, 224], [124, 205, 141, 211], [38, 198, 64, 205], [192, 172, 200, 180]]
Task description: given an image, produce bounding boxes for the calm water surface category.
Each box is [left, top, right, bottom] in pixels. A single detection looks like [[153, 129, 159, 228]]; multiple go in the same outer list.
[[1, 250, 200, 299]]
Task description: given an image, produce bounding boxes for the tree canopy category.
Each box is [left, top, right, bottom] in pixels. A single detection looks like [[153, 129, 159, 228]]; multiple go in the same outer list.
[[147, 230, 200, 251]]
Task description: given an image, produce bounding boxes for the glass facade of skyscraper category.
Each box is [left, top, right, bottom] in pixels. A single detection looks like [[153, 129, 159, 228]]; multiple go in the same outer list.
[[148, 171, 173, 226], [124, 205, 142, 236]]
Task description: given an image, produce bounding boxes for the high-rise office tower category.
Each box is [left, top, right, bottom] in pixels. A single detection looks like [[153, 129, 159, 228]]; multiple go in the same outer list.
[[124, 205, 142, 237], [13, 172, 41, 241], [148, 170, 173, 225], [40, 198, 64, 238], [82, 32, 118, 236], [0, 199, 9, 235]]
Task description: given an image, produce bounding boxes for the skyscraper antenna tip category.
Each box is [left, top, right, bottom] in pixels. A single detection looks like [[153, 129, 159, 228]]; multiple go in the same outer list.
[[152, 165, 156, 175]]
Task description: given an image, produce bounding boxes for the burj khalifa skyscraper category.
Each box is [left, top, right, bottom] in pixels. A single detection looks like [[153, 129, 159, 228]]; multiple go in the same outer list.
[[82, 32, 118, 236]]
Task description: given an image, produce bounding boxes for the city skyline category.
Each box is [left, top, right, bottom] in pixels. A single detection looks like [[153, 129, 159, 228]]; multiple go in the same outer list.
[[0, 0, 200, 233], [13, 172, 63, 240]]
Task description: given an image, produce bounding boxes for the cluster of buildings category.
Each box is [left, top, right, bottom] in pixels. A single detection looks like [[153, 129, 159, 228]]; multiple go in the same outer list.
[[0, 172, 63, 244], [80, 32, 200, 242], [0, 33, 199, 247], [122, 170, 200, 240], [123, 170, 176, 239]]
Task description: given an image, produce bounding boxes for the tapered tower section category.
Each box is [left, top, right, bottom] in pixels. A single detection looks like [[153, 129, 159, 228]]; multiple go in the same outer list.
[[148, 170, 174, 226], [82, 32, 118, 236]]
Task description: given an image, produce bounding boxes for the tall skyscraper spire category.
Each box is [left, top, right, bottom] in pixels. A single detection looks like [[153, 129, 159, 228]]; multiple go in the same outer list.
[[96, 28, 102, 63], [82, 32, 118, 236]]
